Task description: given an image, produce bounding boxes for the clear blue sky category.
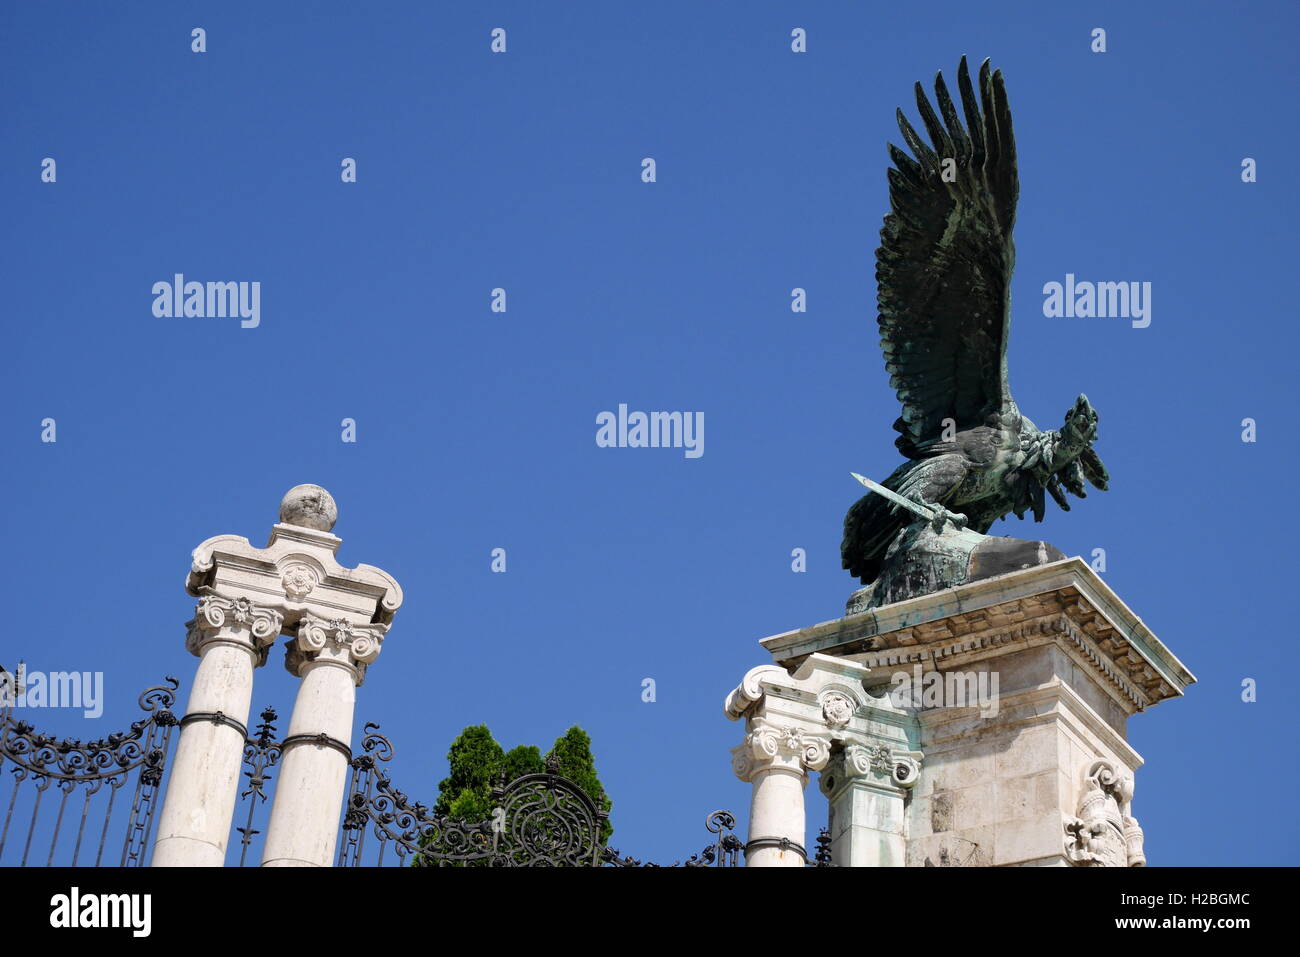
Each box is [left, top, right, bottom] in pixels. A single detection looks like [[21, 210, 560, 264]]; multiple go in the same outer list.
[[2, 1, 1296, 866]]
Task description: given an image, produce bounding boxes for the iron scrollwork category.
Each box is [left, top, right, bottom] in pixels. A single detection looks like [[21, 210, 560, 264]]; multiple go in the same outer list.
[[341, 725, 741, 867], [337, 723, 503, 866], [337, 722, 830, 869], [604, 809, 744, 867], [0, 676, 179, 867], [234, 706, 283, 866]]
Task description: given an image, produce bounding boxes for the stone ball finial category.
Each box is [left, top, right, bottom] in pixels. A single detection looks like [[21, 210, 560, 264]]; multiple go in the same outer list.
[[279, 484, 338, 532]]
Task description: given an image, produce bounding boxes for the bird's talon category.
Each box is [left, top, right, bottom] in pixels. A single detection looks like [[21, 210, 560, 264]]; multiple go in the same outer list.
[[928, 506, 968, 534]]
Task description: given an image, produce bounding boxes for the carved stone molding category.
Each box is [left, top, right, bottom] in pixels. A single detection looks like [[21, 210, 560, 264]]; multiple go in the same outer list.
[[187, 526, 403, 628], [731, 719, 832, 782], [725, 655, 920, 791], [852, 615, 1152, 712], [286, 614, 388, 685], [758, 561, 1195, 713], [184, 594, 284, 663], [1064, 760, 1145, 867]]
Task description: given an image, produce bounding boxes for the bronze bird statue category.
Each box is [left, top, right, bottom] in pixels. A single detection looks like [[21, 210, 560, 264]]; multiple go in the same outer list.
[[842, 57, 1110, 586]]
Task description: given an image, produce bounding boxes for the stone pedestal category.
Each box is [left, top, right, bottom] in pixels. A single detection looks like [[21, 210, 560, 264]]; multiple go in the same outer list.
[[728, 558, 1194, 867]]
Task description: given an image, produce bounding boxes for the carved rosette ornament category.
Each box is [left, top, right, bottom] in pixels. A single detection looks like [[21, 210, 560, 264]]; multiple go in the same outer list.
[[821, 692, 855, 729], [184, 594, 284, 664], [286, 614, 388, 685], [731, 719, 832, 782], [1064, 760, 1145, 867], [279, 563, 319, 600]]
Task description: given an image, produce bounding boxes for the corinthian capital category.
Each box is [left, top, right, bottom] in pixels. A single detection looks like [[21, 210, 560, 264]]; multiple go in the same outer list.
[[286, 614, 388, 684], [185, 593, 285, 661], [731, 719, 832, 782]]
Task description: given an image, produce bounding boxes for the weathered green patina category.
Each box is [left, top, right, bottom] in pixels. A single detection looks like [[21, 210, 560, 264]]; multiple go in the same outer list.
[[842, 58, 1108, 611]]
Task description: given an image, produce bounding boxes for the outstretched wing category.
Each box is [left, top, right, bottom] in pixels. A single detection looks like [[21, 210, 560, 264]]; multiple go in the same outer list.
[[878, 57, 1018, 458]]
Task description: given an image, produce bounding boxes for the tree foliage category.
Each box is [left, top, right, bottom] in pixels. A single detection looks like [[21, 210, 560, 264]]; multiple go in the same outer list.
[[432, 723, 613, 843], [545, 726, 613, 843], [433, 724, 504, 821]]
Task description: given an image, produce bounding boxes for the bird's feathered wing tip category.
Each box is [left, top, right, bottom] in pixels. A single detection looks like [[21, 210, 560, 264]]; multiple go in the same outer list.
[[876, 57, 1020, 459]]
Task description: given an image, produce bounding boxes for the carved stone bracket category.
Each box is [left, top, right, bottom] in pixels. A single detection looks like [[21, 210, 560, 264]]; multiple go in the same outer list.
[[1063, 760, 1145, 866], [724, 664, 789, 721]]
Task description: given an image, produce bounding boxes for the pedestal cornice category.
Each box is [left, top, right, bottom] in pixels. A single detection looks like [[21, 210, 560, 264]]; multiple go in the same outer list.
[[757, 559, 1194, 712]]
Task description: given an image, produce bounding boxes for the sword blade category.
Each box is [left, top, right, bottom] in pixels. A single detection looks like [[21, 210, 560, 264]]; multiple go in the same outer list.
[[850, 472, 935, 520]]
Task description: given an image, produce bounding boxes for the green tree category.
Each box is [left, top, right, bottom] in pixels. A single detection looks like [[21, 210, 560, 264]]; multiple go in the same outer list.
[[430, 724, 613, 842], [434, 724, 504, 821], [501, 744, 545, 782], [545, 725, 614, 843]]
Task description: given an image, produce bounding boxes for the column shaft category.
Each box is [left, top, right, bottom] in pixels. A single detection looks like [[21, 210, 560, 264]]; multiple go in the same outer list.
[[261, 616, 382, 867], [747, 766, 808, 867], [732, 720, 829, 868], [153, 596, 279, 867], [828, 781, 907, 866], [260, 657, 355, 867]]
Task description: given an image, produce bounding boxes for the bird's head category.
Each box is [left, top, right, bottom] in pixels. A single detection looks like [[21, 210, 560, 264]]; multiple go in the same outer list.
[[1061, 394, 1099, 448], [1052, 394, 1109, 492]]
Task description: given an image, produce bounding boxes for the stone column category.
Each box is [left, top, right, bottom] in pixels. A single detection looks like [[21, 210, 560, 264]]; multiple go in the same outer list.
[[820, 744, 920, 867], [151, 484, 403, 868], [725, 656, 922, 868], [260, 616, 385, 867], [152, 595, 282, 867], [732, 719, 830, 867]]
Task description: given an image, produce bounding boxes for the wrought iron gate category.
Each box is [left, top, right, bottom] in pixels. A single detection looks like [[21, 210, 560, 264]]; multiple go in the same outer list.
[[0, 676, 178, 867], [1, 673, 823, 868], [336, 722, 748, 867]]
